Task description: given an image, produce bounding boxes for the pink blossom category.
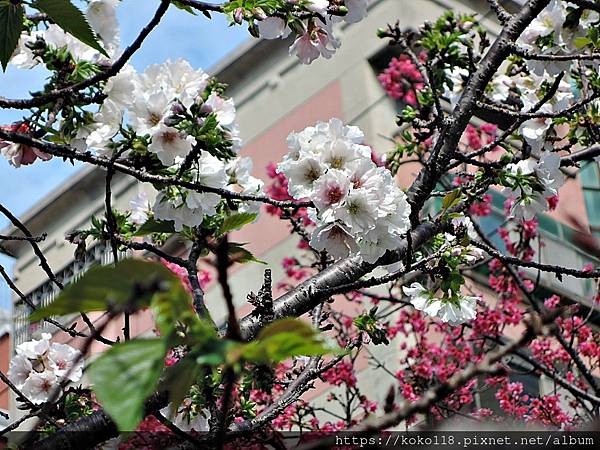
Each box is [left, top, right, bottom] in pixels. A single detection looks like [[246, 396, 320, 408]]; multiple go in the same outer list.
[[160, 258, 212, 293], [321, 360, 357, 388], [377, 54, 424, 105], [547, 194, 559, 210], [0, 122, 52, 168]]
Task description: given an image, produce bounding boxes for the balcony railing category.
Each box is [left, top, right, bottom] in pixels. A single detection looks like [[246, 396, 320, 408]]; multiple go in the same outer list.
[[12, 242, 129, 346]]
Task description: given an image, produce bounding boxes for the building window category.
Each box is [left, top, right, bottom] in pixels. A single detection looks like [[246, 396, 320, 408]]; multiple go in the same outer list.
[[580, 162, 600, 240]]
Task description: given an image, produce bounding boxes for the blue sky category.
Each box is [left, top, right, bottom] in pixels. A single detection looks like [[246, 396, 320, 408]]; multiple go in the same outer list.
[[0, 1, 249, 309]]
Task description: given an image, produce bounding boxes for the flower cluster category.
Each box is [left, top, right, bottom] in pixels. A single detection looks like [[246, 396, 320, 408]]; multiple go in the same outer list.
[[402, 281, 478, 325], [0, 122, 52, 168], [8, 333, 83, 404], [277, 118, 411, 263], [80, 57, 262, 231], [516, 0, 599, 76], [254, 0, 369, 64], [7, 1, 264, 235], [484, 0, 600, 154], [377, 54, 424, 105], [12, 0, 120, 70], [3, 0, 121, 169], [502, 152, 565, 220]]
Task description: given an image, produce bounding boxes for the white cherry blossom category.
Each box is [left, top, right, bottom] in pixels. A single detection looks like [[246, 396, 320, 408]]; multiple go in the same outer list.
[[160, 406, 211, 432], [21, 371, 58, 404], [86, 0, 121, 53], [437, 296, 478, 325], [104, 65, 139, 109], [280, 119, 411, 262], [204, 92, 237, 130], [358, 224, 399, 263], [48, 343, 83, 382], [16, 332, 51, 359], [403, 283, 478, 325], [310, 221, 359, 259], [280, 156, 324, 199], [161, 59, 209, 107], [11, 32, 43, 69], [129, 90, 174, 136], [518, 0, 565, 47], [148, 123, 196, 167], [289, 20, 340, 64], [444, 67, 469, 107], [129, 191, 151, 225], [43, 25, 106, 62], [153, 192, 203, 231], [7, 354, 33, 388], [312, 169, 350, 212], [226, 157, 264, 214], [335, 188, 378, 232], [84, 100, 123, 153], [9, 336, 84, 405], [403, 282, 432, 311], [320, 139, 369, 170], [306, 0, 329, 15], [520, 118, 551, 153], [536, 151, 564, 196], [258, 17, 291, 40]]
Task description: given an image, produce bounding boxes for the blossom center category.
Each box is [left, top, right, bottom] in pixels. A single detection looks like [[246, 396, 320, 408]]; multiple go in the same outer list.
[[304, 167, 321, 182], [149, 112, 162, 126], [161, 131, 178, 144], [327, 186, 344, 204]]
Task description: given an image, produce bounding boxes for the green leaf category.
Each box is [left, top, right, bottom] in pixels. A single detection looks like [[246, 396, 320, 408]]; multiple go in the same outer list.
[[195, 339, 232, 366], [172, 0, 197, 15], [150, 281, 200, 339], [32, 0, 108, 57], [228, 243, 266, 265], [133, 218, 176, 236], [257, 318, 317, 340], [0, 1, 24, 71], [573, 37, 592, 49], [441, 189, 462, 211], [219, 212, 257, 235], [236, 319, 341, 364], [30, 259, 183, 321], [89, 338, 167, 431]]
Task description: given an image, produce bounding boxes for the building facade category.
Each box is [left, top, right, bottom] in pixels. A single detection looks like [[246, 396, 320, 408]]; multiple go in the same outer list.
[[1, 0, 599, 423]]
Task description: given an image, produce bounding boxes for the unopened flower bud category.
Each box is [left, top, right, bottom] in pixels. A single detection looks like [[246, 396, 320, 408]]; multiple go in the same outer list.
[[200, 103, 213, 115], [451, 247, 462, 257], [462, 20, 475, 31], [253, 7, 267, 20], [234, 7, 244, 24], [170, 102, 185, 114], [163, 116, 179, 127]]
